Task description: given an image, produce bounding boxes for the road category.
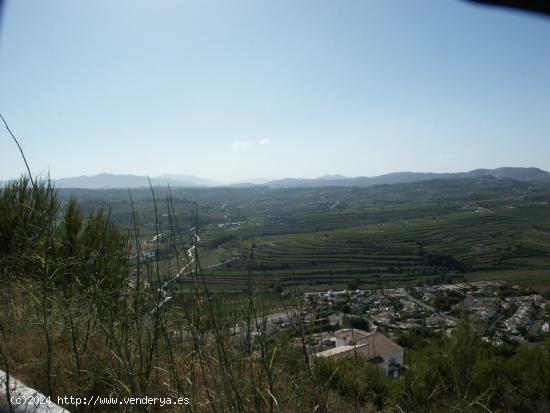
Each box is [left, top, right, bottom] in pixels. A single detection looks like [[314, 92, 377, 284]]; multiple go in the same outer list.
[[329, 200, 340, 210], [205, 256, 240, 269], [151, 234, 241, 314], [151, 235, 199, 314], [397, 288, 460, 324]]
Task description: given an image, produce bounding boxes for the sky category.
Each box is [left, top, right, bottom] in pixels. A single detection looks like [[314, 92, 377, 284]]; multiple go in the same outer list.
[[1, 0, 550, 183]]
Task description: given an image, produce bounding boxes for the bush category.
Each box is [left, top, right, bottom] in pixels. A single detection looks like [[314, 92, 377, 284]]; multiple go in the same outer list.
[[315, 356, 390, 409]]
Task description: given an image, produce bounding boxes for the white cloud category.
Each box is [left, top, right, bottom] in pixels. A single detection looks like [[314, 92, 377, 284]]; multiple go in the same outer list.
[[258, 137, 271, 145], [232, 141, 250, 150]]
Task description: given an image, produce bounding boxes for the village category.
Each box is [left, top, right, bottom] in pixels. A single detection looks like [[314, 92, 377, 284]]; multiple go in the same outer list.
[[252, 280, 549, 377]]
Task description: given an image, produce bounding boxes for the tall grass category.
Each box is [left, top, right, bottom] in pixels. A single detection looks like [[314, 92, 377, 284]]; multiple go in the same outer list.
[[0, 176, 339, 412]]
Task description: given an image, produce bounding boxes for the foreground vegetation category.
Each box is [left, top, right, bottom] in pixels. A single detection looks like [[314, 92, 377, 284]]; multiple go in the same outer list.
[[1, 178, 550, 412]]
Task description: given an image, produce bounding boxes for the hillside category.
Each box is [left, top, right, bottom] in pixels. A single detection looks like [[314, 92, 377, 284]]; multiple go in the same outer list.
[[54, 176, 550, 292], [265, 167, 550, 188]]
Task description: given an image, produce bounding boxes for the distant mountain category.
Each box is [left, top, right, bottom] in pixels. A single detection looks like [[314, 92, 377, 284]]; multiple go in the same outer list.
[[54, 173, 210, 189], [159, 174, 221, 187], [265, 167, 550, 188], [226, 177, 271, 187], [465, 167, 550, 181], [34, 167, 550, 189], [317, 174, 348, 180]]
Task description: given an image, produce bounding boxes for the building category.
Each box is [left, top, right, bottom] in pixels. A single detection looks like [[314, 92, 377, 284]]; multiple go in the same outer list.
[[314, 329, 404, 377]]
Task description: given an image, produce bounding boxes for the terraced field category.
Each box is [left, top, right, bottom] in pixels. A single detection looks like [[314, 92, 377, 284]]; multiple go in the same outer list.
[[59, 177, 550, 290]]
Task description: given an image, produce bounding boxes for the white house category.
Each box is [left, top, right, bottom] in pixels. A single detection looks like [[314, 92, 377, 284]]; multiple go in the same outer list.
[[314, 329, 404, 377]]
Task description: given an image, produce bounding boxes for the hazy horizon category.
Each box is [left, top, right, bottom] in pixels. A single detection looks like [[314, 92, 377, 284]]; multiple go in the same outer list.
[[2, 1, 550, 182]]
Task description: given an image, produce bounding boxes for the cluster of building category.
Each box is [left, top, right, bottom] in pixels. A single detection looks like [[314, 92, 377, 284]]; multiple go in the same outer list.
[[301, 281, 548, 347], [305, 286, 456, 333], [504, 295, 547, 335], [228, 281, 548, 378]]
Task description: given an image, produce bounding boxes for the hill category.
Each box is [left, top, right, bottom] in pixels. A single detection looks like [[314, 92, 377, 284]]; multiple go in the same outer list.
[[46, 167, 550, 189], [265, 167, 550, 188], [54, 173, 212, 188]]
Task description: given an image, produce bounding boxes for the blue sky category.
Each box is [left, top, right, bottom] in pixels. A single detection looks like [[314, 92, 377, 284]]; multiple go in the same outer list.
[[1, 0, 549, 182]]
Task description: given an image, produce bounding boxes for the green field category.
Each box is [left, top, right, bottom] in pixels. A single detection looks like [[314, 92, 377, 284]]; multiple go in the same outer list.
[[58, 177, 550, 291]]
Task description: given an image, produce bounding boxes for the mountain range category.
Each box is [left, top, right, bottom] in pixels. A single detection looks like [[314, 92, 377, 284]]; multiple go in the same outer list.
[[265, 167, 550, 188], [43, 167, 550, 189]]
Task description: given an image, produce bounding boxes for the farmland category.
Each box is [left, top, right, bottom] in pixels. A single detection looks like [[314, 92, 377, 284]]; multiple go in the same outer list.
[[56, 176, 550, 292]]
